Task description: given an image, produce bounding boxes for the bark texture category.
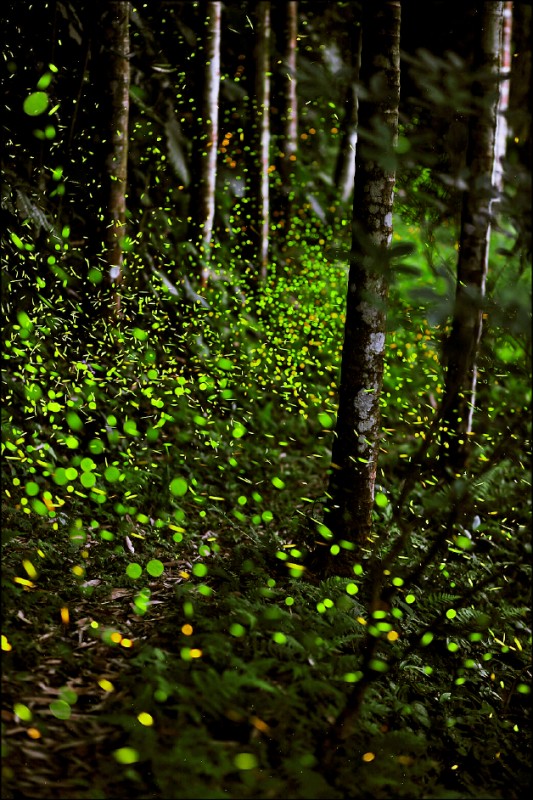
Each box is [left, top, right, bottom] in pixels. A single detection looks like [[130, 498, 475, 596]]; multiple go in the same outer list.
[[333, 22, 362, 203], [187, 1, 221, 286], [274, 0, 298, 237], [439, 2, 505, 471], [493, 2, 512, 192], [256, 2, 271, 281], [103, 0, 131, 314], [324, 1, 400, 550], [242, 1, 271, 284]]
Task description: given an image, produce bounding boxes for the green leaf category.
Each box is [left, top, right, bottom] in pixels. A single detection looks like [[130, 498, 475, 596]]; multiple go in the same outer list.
[[14, 703, 32, 722], [390, 242, 415, 258], [58, 688, 78, 705], [49, 699, 71, 719]]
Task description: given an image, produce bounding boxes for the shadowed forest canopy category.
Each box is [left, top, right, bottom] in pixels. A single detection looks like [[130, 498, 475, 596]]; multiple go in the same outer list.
[[1, 1, 531, 798]]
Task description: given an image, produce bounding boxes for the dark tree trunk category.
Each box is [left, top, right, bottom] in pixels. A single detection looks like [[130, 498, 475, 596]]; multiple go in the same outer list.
[[439, 2, 505, 472], [102, 0, 131, 317], [323, 1, 401, 559], [507, 1, 531, 265], [273, 0, 298, 240]]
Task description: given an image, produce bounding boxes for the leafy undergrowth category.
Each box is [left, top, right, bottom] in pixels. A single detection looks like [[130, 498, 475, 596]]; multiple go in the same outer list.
[[1, 489, 531, 800], [2, 216, 532, 798]]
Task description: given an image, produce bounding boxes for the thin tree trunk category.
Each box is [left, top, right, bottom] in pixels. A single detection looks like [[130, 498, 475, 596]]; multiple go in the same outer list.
[[493, 2, 512, 193], [257, 2, 271, 281], [103, 0, 130, 317], [333, 22, 362, 203], [439, 2, 505, 472], [507, 1, 531, 266], [242, 1, 271, 285], [187, 0, 221, 287], [507, 1, 531, 152], [274, 0, 298, 238], [323, 1, 401, 557]]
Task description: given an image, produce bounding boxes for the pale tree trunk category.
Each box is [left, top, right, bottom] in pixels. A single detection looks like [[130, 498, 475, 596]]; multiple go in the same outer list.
[[187, 0, 221, 287], [274, 0, 298, 238], [256, 2, 271, 281], [493, 1, 512, 193], [439, 2, 505, 472], [333, 22, 362, 204], [103, 0, 130, 317], [324, 1, 401, 556], [242, 1, 271, 284]]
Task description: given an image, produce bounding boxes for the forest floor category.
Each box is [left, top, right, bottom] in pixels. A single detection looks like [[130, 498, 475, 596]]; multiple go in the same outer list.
[[2, 507, 193, 799], [2, 493, 531, 800]]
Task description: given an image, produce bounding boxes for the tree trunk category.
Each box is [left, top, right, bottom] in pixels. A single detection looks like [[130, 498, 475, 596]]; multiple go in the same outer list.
[[273, 0, 298, 240], [256, 2, 271, 282], [103, 0, 131, 317], [333, 22, 362, 204], [242, 1, 271, 285], [507, 1, 532, 265], [439, 2, 505, 472], [493, 1, 512, 193], [187, 0, 221, 287], [323, 1, 401, 556]]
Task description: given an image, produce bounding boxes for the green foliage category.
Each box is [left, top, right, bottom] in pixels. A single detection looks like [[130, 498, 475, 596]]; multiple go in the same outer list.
[[1, 2, 531, 798], [2, 177, 531, 800]]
